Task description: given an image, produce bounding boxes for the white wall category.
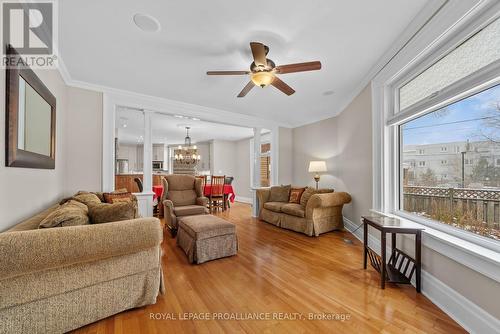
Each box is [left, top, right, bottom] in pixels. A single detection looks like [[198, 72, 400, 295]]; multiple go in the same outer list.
[[0, 68, 68, 231], [0, 69, 103, 231], [195, 141, 211, 173], [211, 140, 236, 176], [278, 127, 293, 185], [64, 87, 103, 194], [292, 85, 372, 223], [233, 138, 252, 201]]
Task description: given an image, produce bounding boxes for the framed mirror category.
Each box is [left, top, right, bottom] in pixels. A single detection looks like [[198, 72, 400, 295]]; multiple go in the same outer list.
[[5, 45, 56, 169]]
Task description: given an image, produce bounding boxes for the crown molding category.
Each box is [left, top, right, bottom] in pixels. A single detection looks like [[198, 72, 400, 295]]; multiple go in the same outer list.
[[55, 54, 291, 129]]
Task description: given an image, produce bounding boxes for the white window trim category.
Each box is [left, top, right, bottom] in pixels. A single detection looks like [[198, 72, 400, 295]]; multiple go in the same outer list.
[[372, 0, 500, 283]]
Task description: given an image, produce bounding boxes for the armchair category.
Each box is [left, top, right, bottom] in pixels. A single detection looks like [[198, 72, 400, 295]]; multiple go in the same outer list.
[[161, 174, 209, 236]]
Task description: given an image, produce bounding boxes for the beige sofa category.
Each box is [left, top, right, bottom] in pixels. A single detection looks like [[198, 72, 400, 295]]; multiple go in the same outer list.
[[256, 187, 352, 236], [162, 174, 209, 236], [0, 201, 164, 333]]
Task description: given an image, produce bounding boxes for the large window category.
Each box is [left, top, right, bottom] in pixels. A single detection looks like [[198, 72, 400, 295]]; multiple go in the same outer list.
[[400, 84, 500, 241]]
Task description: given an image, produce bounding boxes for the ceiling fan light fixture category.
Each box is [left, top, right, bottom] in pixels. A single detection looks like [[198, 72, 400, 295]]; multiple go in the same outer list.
[[251, 71, 274, 88]]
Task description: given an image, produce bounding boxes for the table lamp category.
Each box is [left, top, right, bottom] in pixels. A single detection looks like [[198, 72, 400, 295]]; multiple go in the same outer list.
[[308, 161, 327, 189]]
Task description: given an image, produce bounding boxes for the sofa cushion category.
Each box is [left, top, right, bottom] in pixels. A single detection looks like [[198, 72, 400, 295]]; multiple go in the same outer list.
[[269, 185, 291, 202], [39, 200, 89, 228], [89, 202, 135, 224], [174, 205, 208, 217], [178, 215, 235, 241], [300, 187, 334, 207], [263, 202, 287, 213], [167, 189, 197, 206], [289, 187, 306, 204], [165, 174, 196, 191], [72, 192, 102, 207], [281, 203, 305, 218]]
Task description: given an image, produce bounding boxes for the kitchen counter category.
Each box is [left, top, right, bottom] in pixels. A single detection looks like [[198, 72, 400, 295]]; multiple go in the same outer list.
[[115, 173, 170, 192]]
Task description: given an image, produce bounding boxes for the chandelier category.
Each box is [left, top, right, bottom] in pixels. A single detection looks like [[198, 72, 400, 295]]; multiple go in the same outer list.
[[174, 127, 201, 164]]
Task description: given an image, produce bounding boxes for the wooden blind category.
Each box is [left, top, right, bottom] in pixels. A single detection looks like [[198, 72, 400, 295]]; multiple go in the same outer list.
[[261, 143, 271, 154], [260, 156, 270, 187]]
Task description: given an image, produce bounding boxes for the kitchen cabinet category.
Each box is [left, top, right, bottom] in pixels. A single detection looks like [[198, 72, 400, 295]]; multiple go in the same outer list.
[[114, 174, 168, 193], [153, 144, 164, 161], [137, 145, 144, 170], [116, 145, 129, 160], [115, 174, 142, 193]]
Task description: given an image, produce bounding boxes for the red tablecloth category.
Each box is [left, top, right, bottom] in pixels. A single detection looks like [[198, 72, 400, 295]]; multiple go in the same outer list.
[[204, 184, 236, 203], [152, 185, 163, 201], [152, 184, 236, 203]]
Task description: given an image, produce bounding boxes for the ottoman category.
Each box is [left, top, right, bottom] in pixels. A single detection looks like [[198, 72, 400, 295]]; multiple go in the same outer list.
[[177, 215, 238, 264]]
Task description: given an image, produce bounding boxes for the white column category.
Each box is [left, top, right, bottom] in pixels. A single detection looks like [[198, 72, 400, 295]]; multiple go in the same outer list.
[[253, 127, 261, 188], [135, 110, 154, 217], [143, 111, 153, 191], [251, 127, 262, 217]]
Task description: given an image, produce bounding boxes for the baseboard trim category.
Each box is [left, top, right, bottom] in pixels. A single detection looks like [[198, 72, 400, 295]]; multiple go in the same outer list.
[[343, 216, 500, 334], [235, 196, 252, 204]]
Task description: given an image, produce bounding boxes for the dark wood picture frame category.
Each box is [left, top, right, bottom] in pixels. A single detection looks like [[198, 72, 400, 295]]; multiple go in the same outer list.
[[5, 44, 56, 169]]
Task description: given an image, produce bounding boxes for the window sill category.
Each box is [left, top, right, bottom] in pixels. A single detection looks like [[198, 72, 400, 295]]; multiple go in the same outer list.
[[370, 209, 500, 284]]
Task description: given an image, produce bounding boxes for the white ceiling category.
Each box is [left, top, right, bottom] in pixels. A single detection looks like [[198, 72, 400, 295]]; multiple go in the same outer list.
[[116, 108, 256, 145], [60, 0, 428, 127]]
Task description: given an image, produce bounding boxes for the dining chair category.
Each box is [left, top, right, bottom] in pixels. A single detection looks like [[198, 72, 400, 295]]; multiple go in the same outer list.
[[209, 175, 226, 212], [224, 176, 234, 209], [195, 175, 207, 191], [134, 177, 143, 192]]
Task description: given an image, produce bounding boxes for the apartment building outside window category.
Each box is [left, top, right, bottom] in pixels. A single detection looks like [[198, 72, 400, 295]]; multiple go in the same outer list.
[[401, 84, 500, 241]]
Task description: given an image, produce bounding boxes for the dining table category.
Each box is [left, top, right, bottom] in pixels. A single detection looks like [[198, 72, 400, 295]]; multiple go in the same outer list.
[[204, 184, 236, 203], [152, 185, 163, 201]]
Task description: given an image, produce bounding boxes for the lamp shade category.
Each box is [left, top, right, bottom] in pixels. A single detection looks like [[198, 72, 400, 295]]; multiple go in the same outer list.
[[251, 71, 275, 87], [308, 161, 327, 173]]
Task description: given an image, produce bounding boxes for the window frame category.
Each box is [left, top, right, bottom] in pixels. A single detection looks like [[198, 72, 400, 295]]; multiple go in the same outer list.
[[259, 141, 271, 187], [374, 1, 500, 254]]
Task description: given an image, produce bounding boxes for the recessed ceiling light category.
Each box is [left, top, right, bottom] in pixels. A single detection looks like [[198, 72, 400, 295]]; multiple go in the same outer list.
[[191, 117, 200, 121], [133, 13, 161, 32], [174, 115, 185, 119]]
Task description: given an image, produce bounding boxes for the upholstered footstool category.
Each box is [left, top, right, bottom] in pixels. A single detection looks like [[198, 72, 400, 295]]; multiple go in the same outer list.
[[177, 215, 238, 264]]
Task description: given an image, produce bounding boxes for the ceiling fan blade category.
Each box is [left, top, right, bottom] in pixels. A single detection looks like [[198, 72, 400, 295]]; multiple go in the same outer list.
[[271, 77, 295, 96], [275, 61, 321, 74], [237, 81, 255, 98], [207, 70, 250, 75], [250, 42, 267, 66]]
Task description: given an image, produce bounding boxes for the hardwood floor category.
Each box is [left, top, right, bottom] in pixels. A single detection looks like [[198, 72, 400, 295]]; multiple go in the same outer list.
[[73, 203, 465, 334]]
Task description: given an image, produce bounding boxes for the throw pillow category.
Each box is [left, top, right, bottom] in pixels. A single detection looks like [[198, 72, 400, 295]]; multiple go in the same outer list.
[[92, 191, 105, 202], [289, 187, 306, 204], [72, 192, 102, 207], [88, 202, 135, 224], [299, 187, 334, 207], [103, 192, 133, 204], [269, 185, 291, 202], [39, 200, 89, 228]]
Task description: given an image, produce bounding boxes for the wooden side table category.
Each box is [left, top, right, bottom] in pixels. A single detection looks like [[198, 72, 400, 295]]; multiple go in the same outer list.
[[362, 215, 424, 292]]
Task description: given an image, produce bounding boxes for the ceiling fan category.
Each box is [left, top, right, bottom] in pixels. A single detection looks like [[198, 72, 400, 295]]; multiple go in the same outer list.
[[207, 42, 321, 97]]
